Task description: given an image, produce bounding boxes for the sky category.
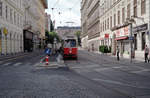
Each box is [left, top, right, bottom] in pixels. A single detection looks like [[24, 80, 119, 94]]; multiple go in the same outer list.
[[45, 0, 81, 28]]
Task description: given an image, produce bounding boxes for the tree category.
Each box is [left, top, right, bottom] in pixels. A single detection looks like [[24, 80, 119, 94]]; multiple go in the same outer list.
[[45, 31, 60, 44], [75, 31, 81, 46]]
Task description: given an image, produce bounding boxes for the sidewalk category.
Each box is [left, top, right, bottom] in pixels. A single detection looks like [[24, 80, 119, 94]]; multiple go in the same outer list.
[[0, 49, 44, 61], [93, 51, 145, 64], [79, 46, 145, 64]]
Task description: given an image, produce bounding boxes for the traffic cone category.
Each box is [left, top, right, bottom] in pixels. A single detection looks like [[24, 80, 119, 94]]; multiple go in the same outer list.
[[45, 56, 49, 65]]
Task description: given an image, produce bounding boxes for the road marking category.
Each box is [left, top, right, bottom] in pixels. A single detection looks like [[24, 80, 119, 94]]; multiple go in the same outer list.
[[71, 66, 83, 69], [3, 63, 11, 66], [13, 63, 22, 67], [93, 78, 150, 89], [130, 69, 150, 74], [112, 66, 124, 69], [94, 67, 111, 71], [34, 63, 40, 67]]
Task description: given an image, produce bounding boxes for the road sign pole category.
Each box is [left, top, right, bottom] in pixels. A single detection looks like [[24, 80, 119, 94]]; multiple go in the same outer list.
[[130, 23, 133, 63]]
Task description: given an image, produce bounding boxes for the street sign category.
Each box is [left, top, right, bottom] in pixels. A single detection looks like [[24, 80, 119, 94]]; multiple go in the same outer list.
[[45, 48, 51, 54], [129, 36, 134, 40]]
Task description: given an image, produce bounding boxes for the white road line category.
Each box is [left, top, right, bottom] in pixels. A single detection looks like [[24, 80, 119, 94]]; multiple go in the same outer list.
[[34, 63, 40, 67], [71, 66, 83, 69], [112, 66, 124, 69], [131, 69, 150, 74], [13, 63, 22, 67], [3, 63, 11, 66], [94, 67, 111, 71]]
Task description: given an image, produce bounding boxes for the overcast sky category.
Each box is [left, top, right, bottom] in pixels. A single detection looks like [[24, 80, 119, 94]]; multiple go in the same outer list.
[[45, 0, 81, 28]]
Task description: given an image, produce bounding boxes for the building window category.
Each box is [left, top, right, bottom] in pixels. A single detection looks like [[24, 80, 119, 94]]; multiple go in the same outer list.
[[127, 4, 130, 18], [103, 22, 104, 31], [18, 14, 19, 25], [134, 34, 137, 50], [142, 32, 146, 50], [134, 0, 137, 17], [107, 18, 109, 29], [0, 1, 2, 16], [14, 12, 16, 24], [6, 5, 8, 19], [110, 16, 112, 28], [10, 9, 12, 22], [141, 0, 146, 15], [118, 10, 120, 25], [114, 14, 116, 27], [122, 8, 125, 23], [105, 20, 107, 30]]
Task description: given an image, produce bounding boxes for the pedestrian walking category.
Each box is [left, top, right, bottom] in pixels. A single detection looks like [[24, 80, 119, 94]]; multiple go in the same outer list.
[[144, 45, 149, 63], [116, 46, 120, 61]]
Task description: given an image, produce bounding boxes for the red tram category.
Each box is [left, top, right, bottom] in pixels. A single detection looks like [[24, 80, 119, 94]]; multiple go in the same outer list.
[[63, 36, 78, 60]]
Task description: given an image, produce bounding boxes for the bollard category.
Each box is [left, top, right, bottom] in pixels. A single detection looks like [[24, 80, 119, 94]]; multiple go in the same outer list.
[[45, 55, 49, 65]]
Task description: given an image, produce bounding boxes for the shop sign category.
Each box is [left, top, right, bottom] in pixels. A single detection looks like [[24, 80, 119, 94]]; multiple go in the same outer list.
[[115, 26, 130, 38], [105, 34, 109, 39], [3, 27, 8, 35], [133, 24, 148, 32]]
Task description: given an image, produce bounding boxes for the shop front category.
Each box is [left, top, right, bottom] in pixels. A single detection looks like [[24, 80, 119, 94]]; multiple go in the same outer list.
[[113, 26, 130, 57], [132, 23, 148, 58], [23, 30, 33, 52]]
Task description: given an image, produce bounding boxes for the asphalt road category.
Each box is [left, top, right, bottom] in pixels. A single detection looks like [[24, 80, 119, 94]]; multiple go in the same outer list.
[[0, 50, 150, 98]]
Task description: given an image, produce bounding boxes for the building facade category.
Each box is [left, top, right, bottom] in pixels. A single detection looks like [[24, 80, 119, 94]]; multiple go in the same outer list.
[[81, 0, 100, 51], [0, 0, 24, 55], [56, 26, 81, 39], [0, 0, 47, 55], [45, 13, 51, 32], [23, 0, 47, 52], [99, 0, 150, 59], [81, 0, 150, 59]]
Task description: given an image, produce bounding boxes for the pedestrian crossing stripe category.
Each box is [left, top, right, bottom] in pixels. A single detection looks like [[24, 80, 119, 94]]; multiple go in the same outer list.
[[3, 63, 11, 66], [13, 63, 22, 66]]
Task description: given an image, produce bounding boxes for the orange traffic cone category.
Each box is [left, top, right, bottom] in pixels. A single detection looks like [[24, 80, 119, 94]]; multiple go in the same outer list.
[[45, 56, 49, 65]]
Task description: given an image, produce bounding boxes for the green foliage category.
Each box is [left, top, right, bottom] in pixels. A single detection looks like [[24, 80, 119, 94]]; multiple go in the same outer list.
[[99, 45, 111, 53], [75, 31, 81, 37], [45, 31, 60, 44], [75, 31, 81, 46]]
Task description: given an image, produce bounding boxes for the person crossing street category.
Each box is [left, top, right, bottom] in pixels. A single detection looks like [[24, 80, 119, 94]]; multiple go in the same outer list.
[[144, 45, 149, 63]]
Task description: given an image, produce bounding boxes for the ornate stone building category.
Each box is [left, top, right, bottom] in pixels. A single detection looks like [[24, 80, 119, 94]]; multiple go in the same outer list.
[[99, 0, 150, 59], [23, 0, 47, 52], [0, 0, 47, 55], [81, 0, 150, 59], [0, 0, 24, 55], [81, 0, 100, 51]]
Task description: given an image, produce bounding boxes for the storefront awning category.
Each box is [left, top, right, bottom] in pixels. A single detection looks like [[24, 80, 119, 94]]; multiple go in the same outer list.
[[115, 37, 128, 40]]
